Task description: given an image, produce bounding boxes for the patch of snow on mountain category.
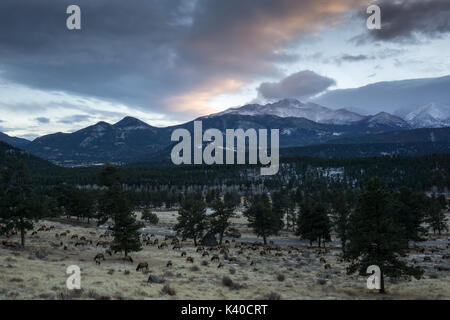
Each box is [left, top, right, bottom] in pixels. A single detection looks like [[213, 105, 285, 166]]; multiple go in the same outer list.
[[211, 99, 365, 125]]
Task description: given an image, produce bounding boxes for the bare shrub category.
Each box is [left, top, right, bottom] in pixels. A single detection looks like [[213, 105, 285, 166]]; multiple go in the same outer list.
[[161, 284, 176, 296], [266, 291, 281, 300], [190, 265, 200, 272], [222, 276, 233, 287]]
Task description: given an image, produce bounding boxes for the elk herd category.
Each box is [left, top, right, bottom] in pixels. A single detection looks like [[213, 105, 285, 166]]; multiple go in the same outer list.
[[12, 223, 341, 280]]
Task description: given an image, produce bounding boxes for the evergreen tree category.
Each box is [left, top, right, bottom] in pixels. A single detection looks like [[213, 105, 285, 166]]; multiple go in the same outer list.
[[391, 187, 427, 245], [98, 164, 142, 257], [296, 198, 331, 247], [331, 191, 350, 253], [210, 198, 236, 244], [345, 179, 423, 294], [0, 156, 43, 247], [142, 208, 159, 225], [243, 193, 283, 245], [426, 194, 448, 235], [174, 197, 207, 246]]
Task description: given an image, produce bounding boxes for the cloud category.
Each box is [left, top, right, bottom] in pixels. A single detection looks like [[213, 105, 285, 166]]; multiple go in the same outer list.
[[257, 70, 336, 100], [0, 0, 363, 122], [354, 0, 450, 44], [35, 117, 50, 124], [57, 115, 92, 124], [337, 54, 371, 62]]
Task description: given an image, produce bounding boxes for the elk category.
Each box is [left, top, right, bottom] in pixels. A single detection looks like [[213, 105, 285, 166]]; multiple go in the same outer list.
[[166, 260, 173, 267], [123, 256, 133, 263], [186, 257, 194, 263], [172, 244, 181, 250], [196, 246, 204, 253], [136, 262, 149, 272], [94, 253, 105, 261], [202, 251, 209, 257], [181, 251, 187, 257], [211, 255, 220, 262], [75, 241, 86, 247], [158, 242, 167, 249]]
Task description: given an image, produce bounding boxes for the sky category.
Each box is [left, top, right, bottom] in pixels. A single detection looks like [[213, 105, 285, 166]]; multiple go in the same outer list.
[[0, 0, 449, 140]]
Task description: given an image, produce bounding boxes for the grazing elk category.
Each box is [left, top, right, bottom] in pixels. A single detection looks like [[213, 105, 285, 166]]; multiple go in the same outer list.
[[211, 255, 220, 262], [186, 257, 194, 263], [123, 256, 134, 263], [158, 242, 168, 249], [94, 253, 105, 261], [136, 262, 149, 272], [181, 251, 187, 257], [75, 241, 86, 247], [166, 260, 173, 267]]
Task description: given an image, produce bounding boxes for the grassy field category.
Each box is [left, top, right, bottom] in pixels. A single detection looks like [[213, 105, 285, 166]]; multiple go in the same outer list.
[[0, 211, 449, 300]]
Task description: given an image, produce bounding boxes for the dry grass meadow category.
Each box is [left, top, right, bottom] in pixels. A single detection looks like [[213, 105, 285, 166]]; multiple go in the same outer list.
[[0, 210, 449, 300]]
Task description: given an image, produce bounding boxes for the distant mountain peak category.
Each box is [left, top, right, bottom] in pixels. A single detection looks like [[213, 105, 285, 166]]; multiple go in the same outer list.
[[113, 116, 152, 130], [404, 103, 450, 128], [365, 112, 410, 128]]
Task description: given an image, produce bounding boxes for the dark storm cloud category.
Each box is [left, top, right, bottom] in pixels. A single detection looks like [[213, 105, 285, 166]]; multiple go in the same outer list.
[[257, 70, 336, 100], [355, 0, 450, 44], [35, 117, 50, 124], [0, 0, 362, 119]]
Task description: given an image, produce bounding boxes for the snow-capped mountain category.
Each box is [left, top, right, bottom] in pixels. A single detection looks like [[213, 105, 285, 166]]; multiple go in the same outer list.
[[402, 103, 450, 128], [362, 112, 410, 129], [210, 99, 366, 125]]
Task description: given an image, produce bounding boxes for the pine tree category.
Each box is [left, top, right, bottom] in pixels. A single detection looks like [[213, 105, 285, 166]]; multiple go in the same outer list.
[[243, 193, 283, 245], [174, 197, 207, 246], [0, 156, 43, 247], [296, 197, 331, 247], [98, 164, 142, 257], [331, 191, 350, 253], [210, 198, 236, 244], [426, 194, 448, 235], [142, 208, 159, 225], [390, 187, 427, 245], [345, 179, 423, 294]]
